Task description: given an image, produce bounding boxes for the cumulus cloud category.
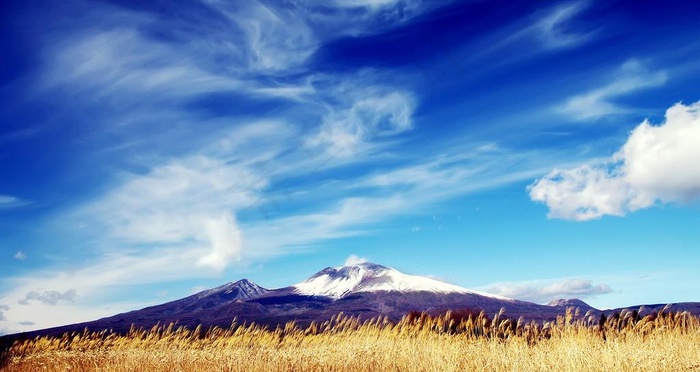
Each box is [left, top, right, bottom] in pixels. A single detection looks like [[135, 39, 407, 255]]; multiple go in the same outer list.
[[344, 254, 368, 266], [0, 305, 8, 321], [483, 279, 612, 304], [18, 289, 77, 306], [530, 101, 700, 220], [14, 251, 26, 260]]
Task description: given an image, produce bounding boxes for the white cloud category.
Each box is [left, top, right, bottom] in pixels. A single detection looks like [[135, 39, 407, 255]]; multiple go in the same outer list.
[[93, 157, 259, 243], [528, 163, 635, 220], [14, 251, 26, 260], [344, 254, 368, 266], [45, 29, 241, 104], [0, 305, 8, 321], [620, 102, 700, 201], [530, 101, 700, 220], [38, 3, 323, 115], [306, 90, 415, 158], [208, 1, 317, 72], [18, 289, 77, 306], [482, 278, 612, 304], [300, 0, 439, 37], [0, 195, 28, 209], [243, 147, 559, 259], [360, 157, 480, 189], [479, 0, 595, 59], [533, 0, 595, 49], [558, 60, 668, 121], [197, 214, 243, 271], [78, 122, 295, 272]]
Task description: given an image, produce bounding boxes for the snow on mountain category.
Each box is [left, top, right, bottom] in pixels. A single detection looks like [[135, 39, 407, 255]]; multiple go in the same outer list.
[[293, 262, 511, 300], [547, 298, 591, 308], [196, 279, 268, 301]]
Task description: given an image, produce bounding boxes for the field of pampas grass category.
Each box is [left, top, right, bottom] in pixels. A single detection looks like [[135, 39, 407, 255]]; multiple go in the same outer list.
[[2, 307, 700, 372]]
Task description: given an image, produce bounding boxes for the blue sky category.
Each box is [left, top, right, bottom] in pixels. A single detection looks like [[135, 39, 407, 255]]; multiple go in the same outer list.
[[1, 0, 700, 334]]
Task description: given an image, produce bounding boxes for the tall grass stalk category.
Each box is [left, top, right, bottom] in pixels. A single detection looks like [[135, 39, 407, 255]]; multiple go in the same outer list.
[[3, 307, 699, 371]]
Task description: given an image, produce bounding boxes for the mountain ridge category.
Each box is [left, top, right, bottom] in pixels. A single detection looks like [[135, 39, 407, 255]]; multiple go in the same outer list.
[[2, 261, 699, 349]]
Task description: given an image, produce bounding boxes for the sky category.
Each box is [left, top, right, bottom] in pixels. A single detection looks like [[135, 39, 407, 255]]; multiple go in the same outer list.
[[1, 0, 699, 335]]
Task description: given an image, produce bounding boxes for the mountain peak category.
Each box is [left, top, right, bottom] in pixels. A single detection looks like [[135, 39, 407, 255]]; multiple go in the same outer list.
[[196, 278, 268, 301], [293, 262, 509, 300], [308, 262, 388, 280], [547, 298, 592, 308]]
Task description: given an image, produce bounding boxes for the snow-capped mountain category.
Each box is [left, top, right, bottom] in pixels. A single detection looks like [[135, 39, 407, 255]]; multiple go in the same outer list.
[[196, 279, 268, 301], [5, 260, 699, 346], [293, 262, 511, 300]]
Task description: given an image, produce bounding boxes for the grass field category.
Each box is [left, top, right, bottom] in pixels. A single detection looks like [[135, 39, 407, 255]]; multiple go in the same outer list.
[[2, 307, 699, 371]]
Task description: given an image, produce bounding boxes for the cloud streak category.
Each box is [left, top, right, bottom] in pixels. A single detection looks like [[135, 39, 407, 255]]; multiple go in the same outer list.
[[533, 0, 596, 49], [557, 60, 668, 121], [483, 278, 612, 304], [0, 195, 28, 209], [530, 101, 700, 220], [479, 0, 596, 59]]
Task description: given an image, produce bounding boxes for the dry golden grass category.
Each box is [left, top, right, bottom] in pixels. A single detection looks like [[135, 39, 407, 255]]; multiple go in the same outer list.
[[3, 307, 700, 371]]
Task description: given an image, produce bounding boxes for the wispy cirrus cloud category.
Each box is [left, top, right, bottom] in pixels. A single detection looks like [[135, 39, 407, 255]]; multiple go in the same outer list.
[[557, 60, 668, 121], [0, 195, 28, 209], [532, 0, 596, 50], [301, 0, 448, 37], [205, 1, 317, 73], [479, 0, 596, 58], [306, 89, 415, 158], [530, 101, 700, 220]]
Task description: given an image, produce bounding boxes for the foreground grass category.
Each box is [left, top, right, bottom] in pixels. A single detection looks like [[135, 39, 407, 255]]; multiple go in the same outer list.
[[3, 308, 700, 371]]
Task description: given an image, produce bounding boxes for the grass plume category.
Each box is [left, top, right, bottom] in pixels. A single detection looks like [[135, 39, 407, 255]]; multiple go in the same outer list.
[[2, 307, 699, 371]]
